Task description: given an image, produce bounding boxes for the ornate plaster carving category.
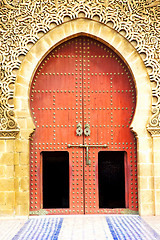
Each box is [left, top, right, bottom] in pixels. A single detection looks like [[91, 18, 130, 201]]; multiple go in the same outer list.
[[0, 0, 160, 137]]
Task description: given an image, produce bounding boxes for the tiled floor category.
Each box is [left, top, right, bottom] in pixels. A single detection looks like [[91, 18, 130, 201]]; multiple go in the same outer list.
[[142, 216, 160, 236], [0, 215, 160, 240], [0, 219, 27, 240]]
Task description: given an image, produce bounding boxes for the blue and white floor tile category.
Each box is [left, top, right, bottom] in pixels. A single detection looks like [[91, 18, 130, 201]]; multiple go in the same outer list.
[[12, 218, 63, 240], [58, 216, 113, 240], [12, 215, 160, 240], [0, 219, 26, 240], [106, 216, 160, 240]]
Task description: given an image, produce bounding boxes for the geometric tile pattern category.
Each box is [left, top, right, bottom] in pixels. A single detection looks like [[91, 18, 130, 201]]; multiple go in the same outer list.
[[12, 218, 63, 240], [11, 216, 160, 240], [106, 216, 160, 240], [58, 216, 113, 240], [0, 220, 26, 240]]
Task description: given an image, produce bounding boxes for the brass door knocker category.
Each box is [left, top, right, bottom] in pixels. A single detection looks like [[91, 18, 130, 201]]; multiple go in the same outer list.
[[76, 123, 83, 136], [84, 123, 91, 136]]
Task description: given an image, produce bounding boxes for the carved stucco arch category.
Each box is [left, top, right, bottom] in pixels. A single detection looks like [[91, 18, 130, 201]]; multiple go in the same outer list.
[[15, 19, 151, 139], [15, 19, 153, 215]]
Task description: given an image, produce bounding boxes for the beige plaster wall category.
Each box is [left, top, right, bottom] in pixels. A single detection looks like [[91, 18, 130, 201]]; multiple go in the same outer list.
[[0, 138, 30, 216], [153, 137, 160, 215], [0, 19, 153, 216], [0, 140, 15, 215]]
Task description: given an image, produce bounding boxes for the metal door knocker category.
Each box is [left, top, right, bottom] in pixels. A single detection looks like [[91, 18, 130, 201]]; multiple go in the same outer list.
[[84, 123, 91, 136], [76, 123, 83, 136]]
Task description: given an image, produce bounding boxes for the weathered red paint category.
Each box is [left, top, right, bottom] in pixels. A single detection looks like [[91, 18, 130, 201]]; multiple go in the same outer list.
[[30, 36, 138, 215]]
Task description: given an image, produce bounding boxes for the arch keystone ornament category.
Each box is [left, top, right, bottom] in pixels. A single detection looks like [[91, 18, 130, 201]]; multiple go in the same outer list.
[[15, 19, 154, 216]]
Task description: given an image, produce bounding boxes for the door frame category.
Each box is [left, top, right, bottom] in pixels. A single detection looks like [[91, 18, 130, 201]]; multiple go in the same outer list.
[[14, 19, 152, 216], [124, 151, 129, 209]]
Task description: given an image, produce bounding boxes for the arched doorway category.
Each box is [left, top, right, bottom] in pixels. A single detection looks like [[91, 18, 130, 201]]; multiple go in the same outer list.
[[29, 36, 138, 215]]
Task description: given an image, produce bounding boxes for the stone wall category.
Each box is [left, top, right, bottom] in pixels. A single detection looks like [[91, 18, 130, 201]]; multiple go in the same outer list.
[[0, 140, 15, 215], [0, 139, 29, 216]]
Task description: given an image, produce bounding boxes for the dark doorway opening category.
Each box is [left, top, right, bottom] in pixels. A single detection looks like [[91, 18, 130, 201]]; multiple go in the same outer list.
[[42, 151, 69, 209], [98, 151, 126, 208]]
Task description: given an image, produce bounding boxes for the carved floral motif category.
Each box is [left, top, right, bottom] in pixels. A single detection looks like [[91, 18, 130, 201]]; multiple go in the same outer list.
[[0, 0, 160, 137]]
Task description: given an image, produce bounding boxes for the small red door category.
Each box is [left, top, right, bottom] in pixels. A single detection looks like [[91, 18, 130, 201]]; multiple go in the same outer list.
[[30, 37, 138, 215]]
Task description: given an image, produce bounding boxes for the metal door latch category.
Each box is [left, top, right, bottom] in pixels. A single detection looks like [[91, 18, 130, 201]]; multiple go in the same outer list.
[[68, 144, 108, 165]]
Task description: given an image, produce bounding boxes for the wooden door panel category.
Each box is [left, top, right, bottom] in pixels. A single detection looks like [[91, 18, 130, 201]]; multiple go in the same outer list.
[[30, 36, 138, 215], [82, 37, 137, 214], [30, 38, 84, 214]]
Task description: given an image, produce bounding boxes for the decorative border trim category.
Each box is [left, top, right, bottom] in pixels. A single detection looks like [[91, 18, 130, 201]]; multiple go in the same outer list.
[[0, 129, 19, 139], [30, 209, 49, 216]]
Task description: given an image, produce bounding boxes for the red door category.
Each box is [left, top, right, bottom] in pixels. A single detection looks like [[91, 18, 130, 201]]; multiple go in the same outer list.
[[30, 37, 138, 215]]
